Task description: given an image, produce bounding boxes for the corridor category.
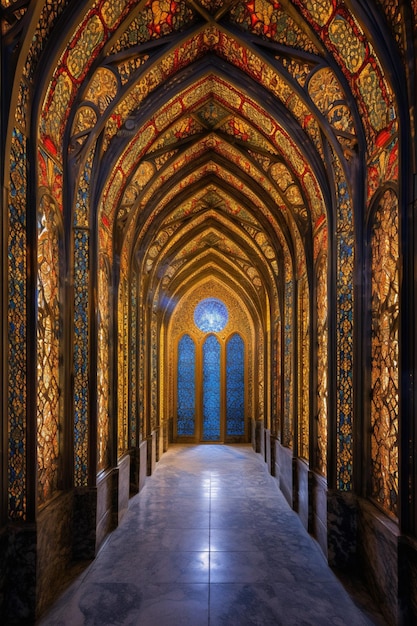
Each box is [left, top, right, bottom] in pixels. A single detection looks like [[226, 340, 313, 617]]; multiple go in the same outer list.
[[38, 445, 381, 625]]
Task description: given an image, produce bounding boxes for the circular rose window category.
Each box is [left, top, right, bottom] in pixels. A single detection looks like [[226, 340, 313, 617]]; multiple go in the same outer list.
[[194, 298, 228, 332]]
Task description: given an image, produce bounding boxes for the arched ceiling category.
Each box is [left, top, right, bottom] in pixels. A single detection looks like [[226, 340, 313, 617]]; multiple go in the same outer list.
[[33, 0, 399, 324]]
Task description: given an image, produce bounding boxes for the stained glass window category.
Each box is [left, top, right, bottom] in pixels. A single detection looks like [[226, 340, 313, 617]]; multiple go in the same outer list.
[[226, 334, 245, 437], [194, 298, 228, 332], [283, 277, 294, 448], [118, 278, 129, 454], [316, 255, 328, 476], [73, 228, 89, 486], [370, 189, 399, 517], [130, 274, 137, 448], [73, 150, 94, 486], [37, 195, 61, 504], [177, 335, 196, 436], [298, 278, 309, 461], [202, 335, 221, 441], [151, 312, 158, 432], [333, 152, 354, 491], [8, 128, 27, 519], [97, 258, 110, 472]]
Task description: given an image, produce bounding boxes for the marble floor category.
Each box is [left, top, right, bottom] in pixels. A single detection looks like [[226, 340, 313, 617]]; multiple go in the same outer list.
[[37, 444, 385, 626]]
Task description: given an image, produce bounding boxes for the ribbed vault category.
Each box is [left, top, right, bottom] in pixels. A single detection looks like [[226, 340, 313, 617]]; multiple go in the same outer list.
[[4, 0, 402, 519], [29, 0, 398, 486]]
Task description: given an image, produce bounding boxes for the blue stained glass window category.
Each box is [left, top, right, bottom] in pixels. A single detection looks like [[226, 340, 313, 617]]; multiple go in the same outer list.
[[226, 334, 245, 436], [177, 335, 196, 436], [203, 335, 221, 441], [194, 298, 228, 332]]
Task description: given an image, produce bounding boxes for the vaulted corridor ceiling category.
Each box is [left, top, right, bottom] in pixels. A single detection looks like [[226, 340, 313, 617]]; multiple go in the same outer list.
[[36, 0, 396, 318], [2, 1, 415, 622], [33, 1, 398, 468], [4, 0, 404, 520]]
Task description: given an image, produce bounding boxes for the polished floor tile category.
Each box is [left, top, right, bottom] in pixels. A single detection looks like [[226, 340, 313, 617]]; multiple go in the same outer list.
[[37, 444, 384, 625]]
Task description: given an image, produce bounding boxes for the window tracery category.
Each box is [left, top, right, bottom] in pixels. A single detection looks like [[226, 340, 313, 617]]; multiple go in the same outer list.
[[130, 274, 138, 448], [203, 335, 221, 441], [118, 277, 129, 454], [333, 151, 354, 491], [194, 298, 229, 332], [298, 276, 309, 461], [98, 257, 111, 472], [370, 189, 399, 517], [37, 195, 61, 504], [177, 335, 196, 436], [283, 274, 294, 448], [8, 128, 27, 519], [73, 150, 94, 486], [316, 254, 328, 476], [226, 334, 245, 437]]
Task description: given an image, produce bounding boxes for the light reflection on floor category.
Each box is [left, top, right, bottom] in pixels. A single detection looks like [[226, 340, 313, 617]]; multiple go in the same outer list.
[[37, 444, 385, 625]]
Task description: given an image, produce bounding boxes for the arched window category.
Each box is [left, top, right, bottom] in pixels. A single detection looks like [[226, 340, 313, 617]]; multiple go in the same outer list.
[[202, 335, 221, 441], [226, 334, 245, 437], [175, 299, 247, 443], [194, 297, 228, 332], [177, 334, 196, 436]]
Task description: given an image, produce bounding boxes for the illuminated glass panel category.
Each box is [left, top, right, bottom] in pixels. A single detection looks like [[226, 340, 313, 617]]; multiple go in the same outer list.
[[298, 278, 309, 461], [97, 258, 110, 472], [73, 228, 89, 486], [151, 312, 158, 431], [226, 334, 245, 437], [177, 335, 196, 436], [283, 277, 293, 448], [112, 0, 197, 51], [230, 1, 318, 53], [24, 0, 67, 83], [370, 189, 399, 516], [118, 278, 129, 453], [202, 336, 221, 441], [37, 196, 61, 504], [8, 128, 27, 519], [73, 148, 95, 485], [194, 298, 228, 332], [130, 275, 137, 448], [139, 287, 145, 441], [316, 255, 328, 475], [272, 308, 281, 439], [335, 172, 354, 491]]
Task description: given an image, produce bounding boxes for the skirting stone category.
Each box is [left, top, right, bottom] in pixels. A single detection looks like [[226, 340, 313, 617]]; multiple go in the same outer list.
[[117, 454, 130, 524], [264, 429, 271, 473], [36, 492, 73, 618], [3, 523, 37, 623], [399, 533, 417, 623], [73, 487, 97, 561], [96, 470, 115, 550], [357, 498, 400, 625], [309, 471, 328, 558], [327, 490, 357, 570], [294, 458, 309, 531], [139, 440, 148, 491], [275, 442, 293, 508]]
